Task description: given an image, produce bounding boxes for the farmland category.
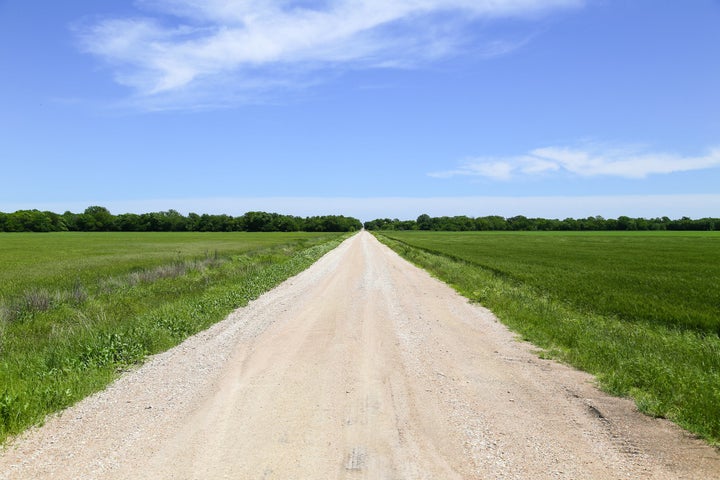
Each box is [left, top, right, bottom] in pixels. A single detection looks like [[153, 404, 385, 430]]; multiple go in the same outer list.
[[375, 231, 720, 444], [0, 231, 348, 443], [0, 232, 340, 301]]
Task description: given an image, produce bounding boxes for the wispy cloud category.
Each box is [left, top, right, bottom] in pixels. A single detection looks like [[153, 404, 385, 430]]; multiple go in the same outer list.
[[75, 0, 583, 108], [431, 145, 720, 180]]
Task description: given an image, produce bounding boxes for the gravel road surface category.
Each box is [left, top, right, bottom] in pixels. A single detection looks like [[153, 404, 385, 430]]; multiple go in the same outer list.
[[1, 231, 718, 479]]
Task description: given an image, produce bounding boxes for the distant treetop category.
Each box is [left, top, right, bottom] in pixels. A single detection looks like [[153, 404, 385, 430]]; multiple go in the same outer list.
[[363, 214, 718, 232], [0, 207, 363, 233]]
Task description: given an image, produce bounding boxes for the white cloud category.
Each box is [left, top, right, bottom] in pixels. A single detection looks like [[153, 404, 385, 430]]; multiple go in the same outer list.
[[76, 0, 583, 106], [465, 160, 516, 180], [432, 146, 720, 180]]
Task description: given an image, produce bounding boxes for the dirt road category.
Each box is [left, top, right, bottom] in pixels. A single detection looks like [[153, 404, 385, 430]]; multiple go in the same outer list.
[[2, 231, 719, 479]]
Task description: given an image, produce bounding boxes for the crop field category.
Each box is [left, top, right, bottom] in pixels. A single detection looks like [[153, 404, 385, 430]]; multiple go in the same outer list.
[[376, 231, 720, 444], [0, 231, 347, 443]]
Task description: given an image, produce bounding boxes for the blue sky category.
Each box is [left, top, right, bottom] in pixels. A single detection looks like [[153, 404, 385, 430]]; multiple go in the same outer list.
[[1, 0, 719, 221]]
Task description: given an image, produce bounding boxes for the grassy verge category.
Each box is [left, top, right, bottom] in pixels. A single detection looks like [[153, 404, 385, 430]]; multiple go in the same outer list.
[[375, 232, 720, 446], [0, 232, 349, 444]]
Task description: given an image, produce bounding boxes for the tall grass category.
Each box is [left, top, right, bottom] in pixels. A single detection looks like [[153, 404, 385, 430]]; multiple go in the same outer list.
[[0, 232, 348, 444], [376, 231, 720, 445]]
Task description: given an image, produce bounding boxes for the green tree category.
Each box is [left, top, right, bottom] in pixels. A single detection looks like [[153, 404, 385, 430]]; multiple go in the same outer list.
[[617, 216, 636, 231], [116, 213, 143, 231], [83, 206, 116, 231], [417, 214, 431, 230], [243, 211, 273, 232], [507, 215, 530, 231]]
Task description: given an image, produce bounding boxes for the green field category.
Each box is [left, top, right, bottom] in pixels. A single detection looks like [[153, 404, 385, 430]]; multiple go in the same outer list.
[[376, 231, 720, 444], [0, 232, 337, 300], [0, 231, 347, 443]]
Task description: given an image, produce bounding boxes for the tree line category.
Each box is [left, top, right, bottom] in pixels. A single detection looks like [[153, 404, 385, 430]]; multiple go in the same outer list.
[[364, 214, 719, 231], [0, 207, 363, 233], [3, 208, 718, 233]]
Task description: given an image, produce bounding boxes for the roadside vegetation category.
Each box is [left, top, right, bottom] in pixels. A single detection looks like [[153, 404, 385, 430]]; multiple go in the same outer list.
[[375, 231, 720, 445], [0, 232, 349, 444]]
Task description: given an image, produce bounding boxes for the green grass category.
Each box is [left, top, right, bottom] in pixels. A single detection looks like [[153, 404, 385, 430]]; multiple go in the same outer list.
[[379, 231, 720, 334], [0, 232, 336, 299], [0, 231, 348, 444], [375, 231, 720, 445]]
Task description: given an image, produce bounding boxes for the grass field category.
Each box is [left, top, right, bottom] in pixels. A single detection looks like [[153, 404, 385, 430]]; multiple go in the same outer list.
[[375, 231, 720, 445], [0, 232, 337, 301], [0, 231, 347, 444]]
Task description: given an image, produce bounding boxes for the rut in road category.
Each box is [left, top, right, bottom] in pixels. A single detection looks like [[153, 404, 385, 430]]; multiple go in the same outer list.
[[1, 231, 719, 479]]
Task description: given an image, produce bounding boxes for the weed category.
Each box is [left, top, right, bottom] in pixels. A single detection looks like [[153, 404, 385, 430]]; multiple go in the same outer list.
[[70, 279, 87, 304], [0, 316, 5, 355], [0, 302, 10, 325], [23, 288, 53, 312], [79, 332, 146, 369]]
